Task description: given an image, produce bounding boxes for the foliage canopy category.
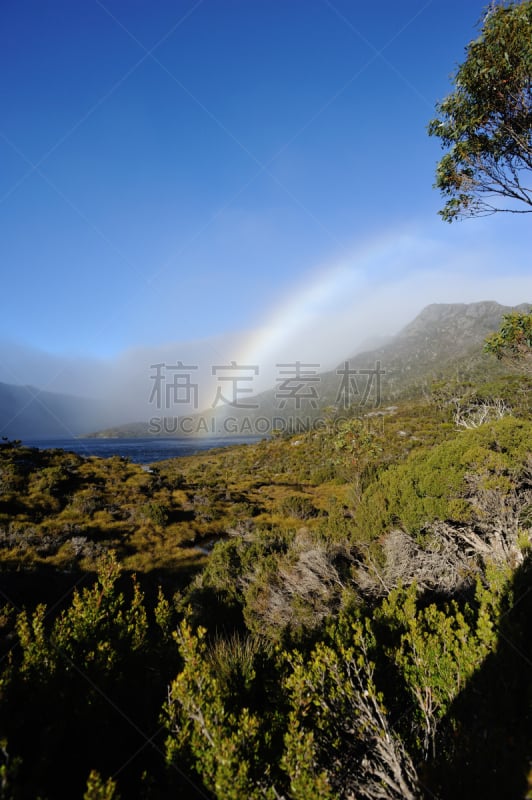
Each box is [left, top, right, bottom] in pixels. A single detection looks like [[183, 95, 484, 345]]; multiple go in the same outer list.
[[429, 1, 532, 220], [484, 310, 532, 373]]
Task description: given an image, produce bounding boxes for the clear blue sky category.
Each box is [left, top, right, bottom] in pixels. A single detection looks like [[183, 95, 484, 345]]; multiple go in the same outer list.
[[1, 0, 531, 364]]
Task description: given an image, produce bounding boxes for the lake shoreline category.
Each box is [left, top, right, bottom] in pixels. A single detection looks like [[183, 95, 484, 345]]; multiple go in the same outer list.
[[19, 435, 264, 465]]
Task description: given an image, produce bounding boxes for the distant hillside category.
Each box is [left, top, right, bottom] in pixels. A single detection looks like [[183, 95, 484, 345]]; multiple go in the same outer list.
[[319, 300, 532, 403], [87, 300, 532, 438], [0, 382, 110, 439]]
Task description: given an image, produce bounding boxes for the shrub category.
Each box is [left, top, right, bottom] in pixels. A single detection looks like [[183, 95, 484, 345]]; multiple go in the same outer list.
[[279, 494, 318, 520], [355, 418, 532, 542]]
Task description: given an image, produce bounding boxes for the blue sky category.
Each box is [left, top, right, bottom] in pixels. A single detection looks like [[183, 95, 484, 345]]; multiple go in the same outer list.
[[1, 0, 531, 386]]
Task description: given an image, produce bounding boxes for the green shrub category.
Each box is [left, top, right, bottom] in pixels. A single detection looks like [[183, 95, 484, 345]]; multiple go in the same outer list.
[[279, 494, 318, 520], [355, 417, 532, 541], [141, 501, 170, 526]]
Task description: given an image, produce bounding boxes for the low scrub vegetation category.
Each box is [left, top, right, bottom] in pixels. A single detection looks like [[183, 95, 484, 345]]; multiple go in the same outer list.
[[0, 374, 531, 798]]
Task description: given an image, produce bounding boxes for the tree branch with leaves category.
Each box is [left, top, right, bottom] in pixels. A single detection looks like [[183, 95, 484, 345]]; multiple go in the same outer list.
[[484, 310, 532, 373], [429, 1, 532, 221]]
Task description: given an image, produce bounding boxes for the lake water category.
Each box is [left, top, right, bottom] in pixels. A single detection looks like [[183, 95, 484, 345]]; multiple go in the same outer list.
[[20, 436, 264, 465]]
